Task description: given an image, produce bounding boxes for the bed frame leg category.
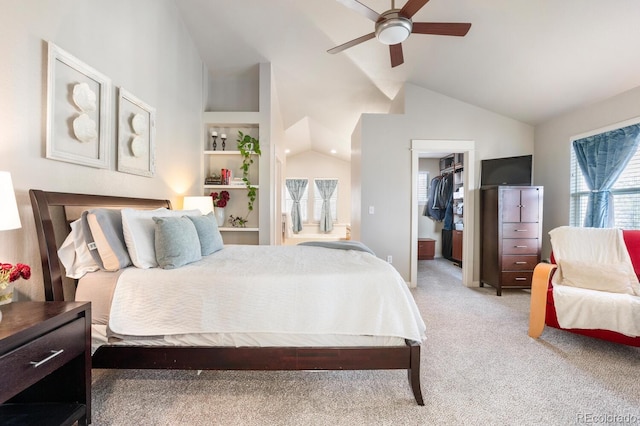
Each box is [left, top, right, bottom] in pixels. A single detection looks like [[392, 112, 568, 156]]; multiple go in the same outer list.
[[407, 342, 424, 405]]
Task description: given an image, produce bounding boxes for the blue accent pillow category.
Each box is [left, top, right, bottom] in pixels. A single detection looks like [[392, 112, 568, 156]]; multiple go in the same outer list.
[[152, 216, 202, 269], [186, 212, 224, 256]]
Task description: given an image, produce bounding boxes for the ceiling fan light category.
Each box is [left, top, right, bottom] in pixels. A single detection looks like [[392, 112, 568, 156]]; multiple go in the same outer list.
[[375, 17, 412, 45]]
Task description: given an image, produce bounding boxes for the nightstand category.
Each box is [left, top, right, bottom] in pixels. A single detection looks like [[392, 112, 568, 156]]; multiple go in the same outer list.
[[0, 302, 91, 425]]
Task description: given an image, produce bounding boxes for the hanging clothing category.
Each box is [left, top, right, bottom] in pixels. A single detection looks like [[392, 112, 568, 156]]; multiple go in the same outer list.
[[425, 173, 454, 224], [424, 175, 443, 220]]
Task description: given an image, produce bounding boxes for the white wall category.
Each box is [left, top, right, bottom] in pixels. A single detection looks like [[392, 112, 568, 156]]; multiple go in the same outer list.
[[534, 85, 640, 260], [354, 83, 534, 282], [285, 150, 351, 225], [0, 0, 204, 300], [417, 158, 443, 255]]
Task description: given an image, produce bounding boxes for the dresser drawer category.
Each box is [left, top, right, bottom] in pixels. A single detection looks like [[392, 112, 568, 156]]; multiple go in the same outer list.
[[501, 255, 538, 271], [502, 223, 539, 239], [500, 271, 533, 287], [0, 318, 85, 400], [501, 238, 538, 255]]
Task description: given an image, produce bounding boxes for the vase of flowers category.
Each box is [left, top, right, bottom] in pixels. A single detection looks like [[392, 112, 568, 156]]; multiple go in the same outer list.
[[210, 190, 230, 227], [0, 262, 31, 305]]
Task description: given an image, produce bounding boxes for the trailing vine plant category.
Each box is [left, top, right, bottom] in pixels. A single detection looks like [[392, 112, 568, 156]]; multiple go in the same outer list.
[[237, 131, 261, 219]]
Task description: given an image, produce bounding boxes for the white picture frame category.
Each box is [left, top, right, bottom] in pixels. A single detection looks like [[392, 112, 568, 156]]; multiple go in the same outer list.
[[46, 42, 111, 169], [117, 88, 156, 177]]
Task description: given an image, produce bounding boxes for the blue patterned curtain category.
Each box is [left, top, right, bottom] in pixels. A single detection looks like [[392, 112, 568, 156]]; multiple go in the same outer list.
[[315, 179, 337, 232], [285, 179, 307, 234], [573, 123, 640, 228]]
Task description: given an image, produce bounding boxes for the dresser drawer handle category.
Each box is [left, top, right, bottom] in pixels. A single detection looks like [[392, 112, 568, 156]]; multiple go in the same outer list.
[[30, 349, 64, 368], [514, 261, 527, 265], [514, 245, 528, 248], [514, 277, 527, 281], [514, 229, 528, 232]]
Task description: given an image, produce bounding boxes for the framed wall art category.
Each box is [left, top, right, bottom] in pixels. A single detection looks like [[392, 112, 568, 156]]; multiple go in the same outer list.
[[117, 88, 156, 177], [46, 42, 111, 169]]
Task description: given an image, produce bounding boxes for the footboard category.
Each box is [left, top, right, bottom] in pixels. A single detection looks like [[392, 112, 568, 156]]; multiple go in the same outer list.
[[92, 341, 425, 405]]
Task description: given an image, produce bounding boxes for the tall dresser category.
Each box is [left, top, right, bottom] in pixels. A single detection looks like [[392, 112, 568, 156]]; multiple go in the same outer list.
[[480, 186, 543, 296]]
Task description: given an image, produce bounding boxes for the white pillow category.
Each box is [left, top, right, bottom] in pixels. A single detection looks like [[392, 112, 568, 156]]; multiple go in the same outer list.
[[57, 218, 100, 279], [121, 208, 201, 269], [558, 260, 637, 295]]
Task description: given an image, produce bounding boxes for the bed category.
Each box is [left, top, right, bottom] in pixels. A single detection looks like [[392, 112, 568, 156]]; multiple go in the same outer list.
[[29, 189, 427, 405]]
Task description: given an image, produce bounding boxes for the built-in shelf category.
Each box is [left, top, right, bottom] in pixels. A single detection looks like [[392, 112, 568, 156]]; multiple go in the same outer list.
[[203, 116, 261, 244], [205, 185, 260, 189]]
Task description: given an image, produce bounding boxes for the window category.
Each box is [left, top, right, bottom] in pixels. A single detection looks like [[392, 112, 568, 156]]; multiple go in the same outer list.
[[418, 171, 429, 205], [570, 141, 640, 229], [284, 178, 308, 223], [313, 179, 338, 222]]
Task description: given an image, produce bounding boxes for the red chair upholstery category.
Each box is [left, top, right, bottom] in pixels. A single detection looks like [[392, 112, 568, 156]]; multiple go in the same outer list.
[[529, 230, 640, 346]]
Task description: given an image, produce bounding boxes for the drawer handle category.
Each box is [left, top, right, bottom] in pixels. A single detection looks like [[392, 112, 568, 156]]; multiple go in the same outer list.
[[514, 229, 528, 232], [30, 349, 64, 368], [514, 261, 527, 265], [514, 245, 528, 248], [514, 277, 527, 281]]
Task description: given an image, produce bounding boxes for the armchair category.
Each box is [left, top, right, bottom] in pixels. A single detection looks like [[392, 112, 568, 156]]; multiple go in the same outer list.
[[528, 227, 640, 346]]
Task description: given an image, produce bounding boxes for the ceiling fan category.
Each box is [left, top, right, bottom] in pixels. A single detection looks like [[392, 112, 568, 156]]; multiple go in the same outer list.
[[328, 0, 471, 68]]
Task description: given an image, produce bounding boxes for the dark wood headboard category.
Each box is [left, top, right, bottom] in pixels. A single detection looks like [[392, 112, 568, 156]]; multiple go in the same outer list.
[[29, 189, 172, 301]]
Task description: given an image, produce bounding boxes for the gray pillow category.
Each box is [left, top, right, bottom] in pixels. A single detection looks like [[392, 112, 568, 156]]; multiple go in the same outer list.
[[152, 216, 202, 269], [81, 208, 132, 271], [186, 212, 224, 256]]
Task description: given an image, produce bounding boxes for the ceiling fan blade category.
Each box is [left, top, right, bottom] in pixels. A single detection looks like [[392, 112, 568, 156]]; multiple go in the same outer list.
[[412, 22, 472, 37], [336, 0, 380, 22], [389, 43, 404, 68], [400, 0, 430, 19], [327, 32, 376, 54]]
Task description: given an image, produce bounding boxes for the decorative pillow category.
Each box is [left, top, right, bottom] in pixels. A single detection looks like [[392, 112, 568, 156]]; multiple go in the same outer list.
[[57, 218, 100, 279], [81, 208, 131, 271], [558, 260, 637, 295], [121, 208, 201, 269], [153, 216, 202, 269], [186, 212, 224, 256]]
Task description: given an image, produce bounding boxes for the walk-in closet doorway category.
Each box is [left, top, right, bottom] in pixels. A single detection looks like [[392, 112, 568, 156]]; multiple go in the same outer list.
[[410, 139, 475, 288]]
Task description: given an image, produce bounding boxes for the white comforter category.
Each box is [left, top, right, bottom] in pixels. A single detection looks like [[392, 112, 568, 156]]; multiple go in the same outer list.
[[109, 245, 426, 342]]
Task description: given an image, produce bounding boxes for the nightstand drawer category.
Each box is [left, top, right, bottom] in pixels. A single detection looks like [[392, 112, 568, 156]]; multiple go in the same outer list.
[[0, 318, 85, 400]]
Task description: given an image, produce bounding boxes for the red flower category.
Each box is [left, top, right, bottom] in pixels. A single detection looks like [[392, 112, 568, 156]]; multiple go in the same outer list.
[[0, 262, 31, 283], [210, 191, 230, 208]]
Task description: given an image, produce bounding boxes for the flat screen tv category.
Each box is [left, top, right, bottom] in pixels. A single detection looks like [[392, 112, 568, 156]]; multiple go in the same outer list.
[[481, 155, 532, 186]]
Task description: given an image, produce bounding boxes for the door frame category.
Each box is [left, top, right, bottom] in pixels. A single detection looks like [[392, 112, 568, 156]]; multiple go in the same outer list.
[[410, 139, 475, 288]]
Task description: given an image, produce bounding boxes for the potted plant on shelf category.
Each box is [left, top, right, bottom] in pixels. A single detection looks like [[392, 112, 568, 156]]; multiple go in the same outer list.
[[234, 131, 261, 227]]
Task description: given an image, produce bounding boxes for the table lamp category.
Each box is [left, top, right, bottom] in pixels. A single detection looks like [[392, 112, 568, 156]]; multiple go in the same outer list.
[[183, 196, 214, 215], [0, 171, 21, 231]]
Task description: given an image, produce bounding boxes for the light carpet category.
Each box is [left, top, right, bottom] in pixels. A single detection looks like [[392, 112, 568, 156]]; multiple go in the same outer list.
[[91, 258, 640, 425]]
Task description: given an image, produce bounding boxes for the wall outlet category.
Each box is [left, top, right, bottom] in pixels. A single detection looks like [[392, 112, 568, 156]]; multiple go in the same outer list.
[[387, 255, 392, 263]]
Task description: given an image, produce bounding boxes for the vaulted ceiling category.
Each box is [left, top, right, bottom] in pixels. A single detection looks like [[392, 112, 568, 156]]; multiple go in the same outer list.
[[175, 0, 640, 161]]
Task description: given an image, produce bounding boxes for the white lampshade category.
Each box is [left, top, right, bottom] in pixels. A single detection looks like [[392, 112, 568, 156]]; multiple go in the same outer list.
[[183, 196, 214, 215], [375, 16, 412, 45], [0, 171, 21, 231]]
